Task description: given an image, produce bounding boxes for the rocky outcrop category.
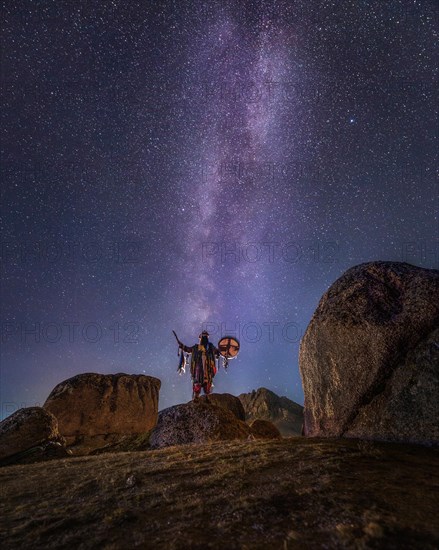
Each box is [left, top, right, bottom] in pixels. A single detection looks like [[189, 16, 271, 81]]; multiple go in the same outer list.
[[44, 373, 161, 453], [197, 393, 246, 420], [89, 433, 152, 455], [249, 419, 282, 439], [150, 401, 251, 449], [299, 261, 439, 445], [2, 438, 438, 549], [344, 326, 439, 442], [238, 388, 303, 436], [0, 407, 68, 465]]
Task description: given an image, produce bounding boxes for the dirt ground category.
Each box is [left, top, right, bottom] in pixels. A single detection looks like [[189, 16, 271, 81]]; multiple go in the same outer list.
[[1, 437, 438, 549]]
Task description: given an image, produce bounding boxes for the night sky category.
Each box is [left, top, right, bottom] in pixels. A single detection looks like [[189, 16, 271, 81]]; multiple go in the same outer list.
[[1, 0, 437, 418]]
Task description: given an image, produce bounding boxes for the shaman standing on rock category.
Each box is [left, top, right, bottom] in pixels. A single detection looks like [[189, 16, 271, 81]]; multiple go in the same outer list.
[[174, 330, 221, 400]]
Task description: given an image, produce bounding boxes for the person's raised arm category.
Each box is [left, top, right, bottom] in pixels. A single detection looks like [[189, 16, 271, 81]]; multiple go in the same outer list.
[[179, 342, 192, 354]]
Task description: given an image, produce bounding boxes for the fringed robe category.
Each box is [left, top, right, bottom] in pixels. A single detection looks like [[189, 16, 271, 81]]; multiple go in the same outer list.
[[181, 342, 220, 388]]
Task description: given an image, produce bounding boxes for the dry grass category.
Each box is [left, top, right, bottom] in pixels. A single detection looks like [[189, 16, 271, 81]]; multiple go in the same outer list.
[[0, 437, 438, 549]]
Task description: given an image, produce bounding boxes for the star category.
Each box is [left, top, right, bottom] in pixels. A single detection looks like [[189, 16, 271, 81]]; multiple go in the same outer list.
[[0, 0, 436, 414]]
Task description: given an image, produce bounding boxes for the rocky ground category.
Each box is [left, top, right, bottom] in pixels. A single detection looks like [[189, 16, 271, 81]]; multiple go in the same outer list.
[[1, 437, 438, 549]]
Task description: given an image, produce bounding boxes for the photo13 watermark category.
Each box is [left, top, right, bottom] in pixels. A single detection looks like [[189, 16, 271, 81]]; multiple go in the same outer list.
[[202, 241, 340, 264], [1, 240, 145, 265], [1, 321, 143, 345], [200, 321, 305, 345], [201, 159, 324, 185], [401, 240, 438, 269]]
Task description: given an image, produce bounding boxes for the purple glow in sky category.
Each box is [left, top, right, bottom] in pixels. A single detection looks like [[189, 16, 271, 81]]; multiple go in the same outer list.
[[1, 0, 437, 416]]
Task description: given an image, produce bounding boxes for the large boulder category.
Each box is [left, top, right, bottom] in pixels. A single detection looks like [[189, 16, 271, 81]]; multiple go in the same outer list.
[[299, 261, 439, 445], [249, 419, 282, 439], [0, 407, 68, 465], [44, 373, 161, 453], [197, 393, 246, 420], [238, 388, 303, 436], [150, 401, 251, 449]]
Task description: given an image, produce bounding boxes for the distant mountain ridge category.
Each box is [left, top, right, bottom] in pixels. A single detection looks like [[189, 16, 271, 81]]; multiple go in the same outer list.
[[238, 387, 303, 436]]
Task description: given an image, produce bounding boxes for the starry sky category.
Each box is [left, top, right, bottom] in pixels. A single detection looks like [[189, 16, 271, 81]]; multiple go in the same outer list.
[[1, 0, 437, 418]]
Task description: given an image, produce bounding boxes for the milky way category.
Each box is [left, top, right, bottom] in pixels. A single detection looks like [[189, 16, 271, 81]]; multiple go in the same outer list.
[[1, 1, 437, 415], [176, 6, 297, 330]]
